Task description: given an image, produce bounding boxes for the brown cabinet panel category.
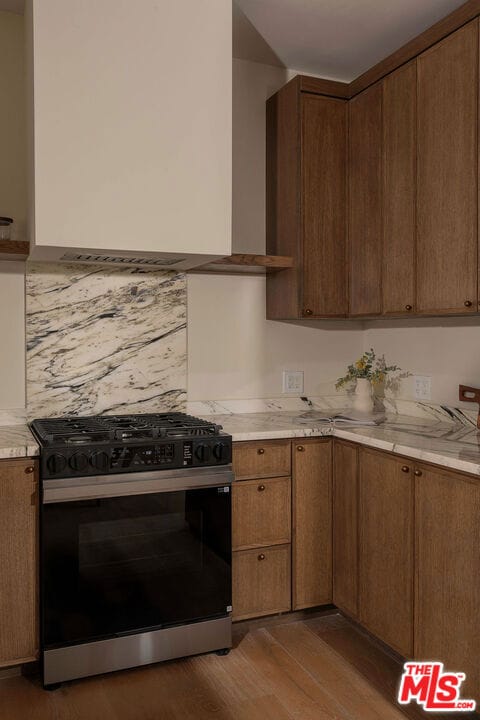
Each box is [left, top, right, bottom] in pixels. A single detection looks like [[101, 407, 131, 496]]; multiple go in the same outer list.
[[292, 440, 332, 610], [232, 544, 291, 621], [348, 83, 383, 316], [359, 449, 414, 657], [233, 440, 291, 480], [417, 22, 478, 314], [302, 94, 347, 317], [0, 459, 38, 666], [333, 440, 358, 617], [382, 62, 416, 315], [232, 476, 291, 551], [266, 78, 301, 320], [415, 465, 480, 703]]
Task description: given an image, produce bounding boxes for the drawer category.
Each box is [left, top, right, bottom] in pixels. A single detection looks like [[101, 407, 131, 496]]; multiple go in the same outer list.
[[233, 476, 291, 550], [232, 544, 291, 621], [233, 440, 291, 480]]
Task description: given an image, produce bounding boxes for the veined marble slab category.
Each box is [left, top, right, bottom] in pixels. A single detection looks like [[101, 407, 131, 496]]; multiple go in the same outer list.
[[0, 409, 27, 427], [0, 425, 39, 460], [26, 263, 187, 418], [206, 410, 480, 477], [188, 395, 479, 426]]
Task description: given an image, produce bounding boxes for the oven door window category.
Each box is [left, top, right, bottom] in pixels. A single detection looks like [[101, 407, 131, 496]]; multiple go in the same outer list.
[[42, 488, 231, 648]]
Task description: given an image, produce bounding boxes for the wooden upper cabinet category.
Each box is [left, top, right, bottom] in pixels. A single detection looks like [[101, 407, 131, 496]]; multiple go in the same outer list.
[[348, 83, 383, 316], [417, 21, 478, 314], [301, 95, 348, 317], [415, 464, 480, 704], [0, 459, 38, 666], [266, 78, 348, 319], [358, 449, 414, 657], [382, 62, 417, 315]]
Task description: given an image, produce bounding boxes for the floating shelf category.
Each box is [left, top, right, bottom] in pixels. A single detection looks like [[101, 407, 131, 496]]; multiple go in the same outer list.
[[189, 254, 294, 275], [0, 240, 29, 261]]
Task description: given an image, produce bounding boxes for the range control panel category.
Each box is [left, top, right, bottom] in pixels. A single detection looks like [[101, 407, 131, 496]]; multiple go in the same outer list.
[[41, 437, 232, 480]]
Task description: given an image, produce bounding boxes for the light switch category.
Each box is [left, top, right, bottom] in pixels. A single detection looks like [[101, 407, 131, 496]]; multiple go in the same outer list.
[[283, 370, 304, 394], [413, 375, 432, 401]]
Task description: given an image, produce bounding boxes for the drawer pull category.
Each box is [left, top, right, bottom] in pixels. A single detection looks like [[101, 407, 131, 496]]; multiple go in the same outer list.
[[401, 465, 410, 473], [304, 309, 313, 316], [414, 469, 423, 477], [25, 466, 34, 474], [258, 553, 266, 561], [257, 448, 265, 455], [405, 304, 412, 311], [297, 445, 305, 452], [258, 484, 266, 492], [464, 300, 473, 308]]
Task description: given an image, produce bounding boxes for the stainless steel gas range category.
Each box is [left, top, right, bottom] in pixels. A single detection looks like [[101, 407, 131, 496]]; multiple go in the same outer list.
[[30, 412, 233, 689]]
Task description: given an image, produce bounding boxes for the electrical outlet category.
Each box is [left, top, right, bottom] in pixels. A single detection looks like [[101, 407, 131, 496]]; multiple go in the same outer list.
[[413, 375, 432, 401], [283, 370, 304, 394]]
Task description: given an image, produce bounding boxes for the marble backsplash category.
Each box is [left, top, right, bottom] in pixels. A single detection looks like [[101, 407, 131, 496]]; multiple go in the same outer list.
[[26, 263, 187, 419]]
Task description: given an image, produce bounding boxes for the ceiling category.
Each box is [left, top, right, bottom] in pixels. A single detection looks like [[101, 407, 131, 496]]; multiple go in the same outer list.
[[234, 0, 468, 80], [0, 0, 23, 13]]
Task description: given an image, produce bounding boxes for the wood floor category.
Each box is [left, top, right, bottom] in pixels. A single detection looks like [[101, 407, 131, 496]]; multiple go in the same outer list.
[[0, 613, 476, 720]]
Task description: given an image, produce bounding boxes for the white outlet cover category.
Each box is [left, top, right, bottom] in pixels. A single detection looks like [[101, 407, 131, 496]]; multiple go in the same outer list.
[[413, 375, 432, 401], [283, 370, 304, 394]]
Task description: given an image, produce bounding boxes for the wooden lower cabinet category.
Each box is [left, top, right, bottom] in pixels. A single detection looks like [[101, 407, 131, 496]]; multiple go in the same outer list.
[[232, 545, 291, 621], [292, 439, 332, 610], [232, 476, 291, 551], [333, 440, 358, 617], [415, 464, 480, 703], [358, 448, 414, 657], [0, 458, 38, 666]]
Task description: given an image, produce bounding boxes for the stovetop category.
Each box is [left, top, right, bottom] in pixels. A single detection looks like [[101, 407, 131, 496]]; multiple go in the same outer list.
[[30, 413, 232, 480], [31, 412, 224, 446]]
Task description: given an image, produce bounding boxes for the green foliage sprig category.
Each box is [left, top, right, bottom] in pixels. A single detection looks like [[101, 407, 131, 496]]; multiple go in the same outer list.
[[335, 348, 401, 390]]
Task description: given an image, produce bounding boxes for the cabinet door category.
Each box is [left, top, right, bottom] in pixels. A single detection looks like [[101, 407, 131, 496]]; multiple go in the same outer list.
[[382, 62, 416, 315], [348, 83, 383, 316], [293, 440, 332, 610], [359, 449, 414, 656], [0, 460, 38, 666], [333, 440, 358, 617], [417, 22, 478, 314], [302, 95, 347, 317], [232, 545, 291, 621], [415, 465, 480, 703], [232, 476, 291, 550]]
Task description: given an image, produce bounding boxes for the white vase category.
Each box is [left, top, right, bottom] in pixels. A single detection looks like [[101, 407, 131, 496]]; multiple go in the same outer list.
[[353, 378, 374, 414]]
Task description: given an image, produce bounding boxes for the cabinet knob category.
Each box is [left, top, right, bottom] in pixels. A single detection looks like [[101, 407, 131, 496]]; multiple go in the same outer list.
[[25, 466, 34, 474], [257, 448, 265, 455], [304, 309, 313, 316], [414, 469, 423, 477], [297, 445, 305, 452], [464, 300, 473, 308], [401, 465, 410, 473], [405, 305, 413, 311], [258, 553, 266, 561], [258, 484, 266, 492]]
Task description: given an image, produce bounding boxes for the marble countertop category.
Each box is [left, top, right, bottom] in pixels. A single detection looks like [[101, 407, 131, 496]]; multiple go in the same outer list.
[[0, 425, 39, 460], [208, 411, 480, 477]]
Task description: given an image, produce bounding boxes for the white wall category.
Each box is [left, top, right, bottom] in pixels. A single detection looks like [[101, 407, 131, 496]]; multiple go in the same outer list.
[[187, 58, 364, 402], [0, 11, 26, 240], [363, 318, 480, 406], [0, 12, 26, 411]]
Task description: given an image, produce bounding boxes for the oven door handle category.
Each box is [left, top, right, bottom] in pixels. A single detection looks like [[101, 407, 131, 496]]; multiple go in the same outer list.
[[42, 466, 234, 504]]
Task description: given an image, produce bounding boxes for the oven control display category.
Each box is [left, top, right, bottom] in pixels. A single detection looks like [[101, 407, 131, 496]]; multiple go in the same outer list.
[[111, 444, 175, 468]]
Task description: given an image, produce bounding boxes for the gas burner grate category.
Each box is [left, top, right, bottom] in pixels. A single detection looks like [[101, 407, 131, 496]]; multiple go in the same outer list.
[[30, 412, 223, 446]]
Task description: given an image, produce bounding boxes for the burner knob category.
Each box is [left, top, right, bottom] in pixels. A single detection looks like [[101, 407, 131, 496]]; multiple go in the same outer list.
[[213, 443, 229, 462], [195, 444, 210, 463], [69, 452, 89, 472], [46, 453, 67, 475], [90, 451, 110, 472]]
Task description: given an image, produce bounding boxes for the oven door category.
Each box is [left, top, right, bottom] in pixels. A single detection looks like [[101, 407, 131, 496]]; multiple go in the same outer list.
[[41, 468, 232, 650]]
